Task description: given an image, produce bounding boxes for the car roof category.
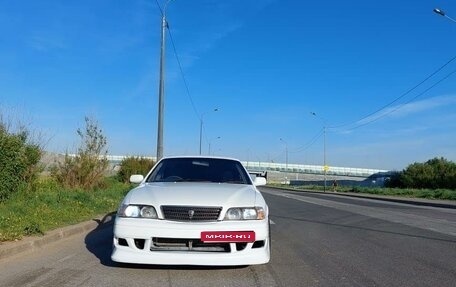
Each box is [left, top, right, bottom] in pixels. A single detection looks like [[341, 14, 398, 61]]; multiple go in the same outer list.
[[159, 155, 241, 162]]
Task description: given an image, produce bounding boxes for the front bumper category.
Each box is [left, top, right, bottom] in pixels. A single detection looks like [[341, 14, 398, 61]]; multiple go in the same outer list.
[[111, 217, 270, 266]]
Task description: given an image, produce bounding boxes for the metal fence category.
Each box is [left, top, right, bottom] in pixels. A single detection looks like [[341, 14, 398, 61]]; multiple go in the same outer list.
[[82, 154, 392, 178], [242, 161, 392, 177]]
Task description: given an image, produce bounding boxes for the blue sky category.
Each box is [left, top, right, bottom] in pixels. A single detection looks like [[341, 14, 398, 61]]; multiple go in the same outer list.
[[1, 0, 455, 170]]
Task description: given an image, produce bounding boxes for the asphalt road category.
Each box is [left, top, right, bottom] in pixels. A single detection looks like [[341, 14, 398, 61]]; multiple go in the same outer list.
[[1, 187, 455, 287]]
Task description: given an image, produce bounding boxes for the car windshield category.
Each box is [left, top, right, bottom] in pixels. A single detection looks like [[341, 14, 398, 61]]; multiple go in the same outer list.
[[146, 158, 252, 184]]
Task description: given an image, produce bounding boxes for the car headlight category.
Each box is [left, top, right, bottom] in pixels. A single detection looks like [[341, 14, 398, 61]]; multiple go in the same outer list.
[[224, 207, 265, 220], [118, 204, 158, 219]]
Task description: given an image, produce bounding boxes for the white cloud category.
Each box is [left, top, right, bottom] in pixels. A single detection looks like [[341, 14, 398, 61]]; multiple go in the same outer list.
[[383, 94, 456, 118], [346, 94, 456, 128]]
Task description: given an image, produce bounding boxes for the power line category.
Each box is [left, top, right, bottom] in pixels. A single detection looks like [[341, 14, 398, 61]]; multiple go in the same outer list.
[[269, 150, 286, 163], [290, 128, 324, 153], [154, 0, 163, 16], [329, 55, 456, 129], [167, 29, 201, 120], [291, 58, 455, 153], [341, 68, 456, 131], [154, 0, 201, 121]]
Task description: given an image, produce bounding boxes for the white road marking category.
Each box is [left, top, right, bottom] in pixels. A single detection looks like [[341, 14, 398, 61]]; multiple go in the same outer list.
[[262, 188, 456, 237], [57, 253, 77, 263]]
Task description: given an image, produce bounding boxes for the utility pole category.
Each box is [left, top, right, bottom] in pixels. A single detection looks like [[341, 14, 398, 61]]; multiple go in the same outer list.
[[156, 0, 175, 161], [280, 138, 289, 183], [323, 125, 327, 192], [311, 112, 328, 192]]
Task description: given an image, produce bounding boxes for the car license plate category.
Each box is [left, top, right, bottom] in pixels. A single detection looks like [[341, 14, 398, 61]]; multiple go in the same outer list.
[[201, 231, 256, 243]]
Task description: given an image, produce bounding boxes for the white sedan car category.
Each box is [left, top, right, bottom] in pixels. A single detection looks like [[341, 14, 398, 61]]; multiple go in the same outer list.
[[111, 156, 270, 266]]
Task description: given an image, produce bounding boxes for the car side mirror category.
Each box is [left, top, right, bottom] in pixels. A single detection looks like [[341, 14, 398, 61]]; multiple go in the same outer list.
[[253, 176, 267, 186], [129, 174, 144, 184]]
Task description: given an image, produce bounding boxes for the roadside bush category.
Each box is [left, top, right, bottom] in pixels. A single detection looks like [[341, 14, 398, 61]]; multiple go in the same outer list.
[[51, 117, 108, 190], [117, 156, 155, 183], [398, 157, 456, 190], [0, 121, 42, 202]]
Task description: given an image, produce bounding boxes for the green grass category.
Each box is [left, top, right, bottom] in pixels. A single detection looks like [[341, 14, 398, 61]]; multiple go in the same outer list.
[[2, 179, 454, 242], [349, 186, 456, 200], [0, 177, 131, 242], [268, 184, 456, 200]]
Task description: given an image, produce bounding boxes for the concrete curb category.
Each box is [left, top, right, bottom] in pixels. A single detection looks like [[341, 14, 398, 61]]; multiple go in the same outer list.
[[261, 186, 456, 209], [2, 189, 454, 261], [0, 213, 114, 261], [323, 190, 456, 209]]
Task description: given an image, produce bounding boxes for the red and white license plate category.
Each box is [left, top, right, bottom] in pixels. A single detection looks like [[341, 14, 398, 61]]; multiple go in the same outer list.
[[201, 231, 256, 243]]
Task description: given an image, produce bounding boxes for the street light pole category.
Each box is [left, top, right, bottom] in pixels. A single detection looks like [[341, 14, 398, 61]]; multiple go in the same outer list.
[[208, 136, 221, 155], [434, 8, 456, 23], [199, 108, 218, 155], [199, 118, 203, 155], [323, 125, 327, 192], [156, 0, 175, 161], [279, 138, 288, 183], [311, 112, 328, 192]]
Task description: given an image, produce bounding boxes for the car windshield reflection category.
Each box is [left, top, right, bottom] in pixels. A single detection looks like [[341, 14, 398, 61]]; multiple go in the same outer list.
[[146, 157, 252, 185]]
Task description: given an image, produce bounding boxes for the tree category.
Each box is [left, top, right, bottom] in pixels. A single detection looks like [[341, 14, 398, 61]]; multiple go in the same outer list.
[[398, 157, 456, 189], [52, 117, 108, 190], [117, 156, 155, 183]]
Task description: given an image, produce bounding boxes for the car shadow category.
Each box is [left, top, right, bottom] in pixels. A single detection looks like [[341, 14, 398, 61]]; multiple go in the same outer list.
[[84, 213, 247, 270], [84, 212, 117, 267]]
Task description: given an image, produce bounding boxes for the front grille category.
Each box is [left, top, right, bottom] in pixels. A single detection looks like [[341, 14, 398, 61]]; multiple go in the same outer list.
[[161, 206, 222, 221]]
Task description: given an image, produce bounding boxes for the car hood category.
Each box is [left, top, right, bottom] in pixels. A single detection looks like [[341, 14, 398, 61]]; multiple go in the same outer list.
[[124, 182, 258, 207]]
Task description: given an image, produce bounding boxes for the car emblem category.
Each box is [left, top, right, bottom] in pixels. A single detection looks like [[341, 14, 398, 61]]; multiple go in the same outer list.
[[188, 210, 195, 219]]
